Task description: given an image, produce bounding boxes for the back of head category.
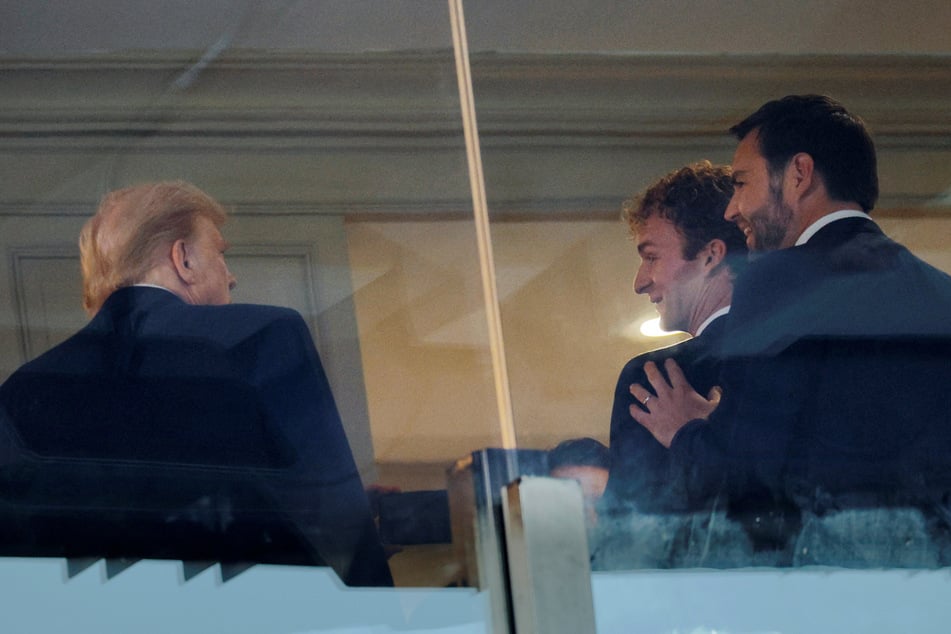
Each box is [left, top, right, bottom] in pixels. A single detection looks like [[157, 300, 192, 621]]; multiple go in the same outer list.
[[548, 437, 611, 472], [79, 181, 227, 315], [623, 160, 747, 273], [729, 94, 879, 212]]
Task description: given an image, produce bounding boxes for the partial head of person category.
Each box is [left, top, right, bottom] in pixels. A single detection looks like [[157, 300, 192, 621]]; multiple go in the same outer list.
[[726, 94, 879, 252], [548, 437, 611, 525], [79, 181, 237, 315], [623, 160, 747, 335]]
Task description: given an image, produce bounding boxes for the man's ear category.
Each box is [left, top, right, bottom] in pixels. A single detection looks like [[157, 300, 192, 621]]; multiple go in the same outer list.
[[170, 238, 195, 284], [787, 152, 817, 196], [702, 239, 726, 272]]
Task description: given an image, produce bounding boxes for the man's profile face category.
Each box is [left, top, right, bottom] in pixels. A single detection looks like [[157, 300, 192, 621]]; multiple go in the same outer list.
[[183, 215, 236, 306], [725, 130, 795, 252], [633, 214, 705, 334]]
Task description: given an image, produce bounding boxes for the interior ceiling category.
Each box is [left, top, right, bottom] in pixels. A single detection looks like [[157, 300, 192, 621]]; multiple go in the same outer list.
[[2, 0, 950, 57]]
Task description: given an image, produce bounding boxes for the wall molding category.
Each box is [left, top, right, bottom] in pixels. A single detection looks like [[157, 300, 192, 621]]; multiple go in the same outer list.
[[9, 246, 81, 362], [4, 51, 951, 137], [2, 51, 949, 214]]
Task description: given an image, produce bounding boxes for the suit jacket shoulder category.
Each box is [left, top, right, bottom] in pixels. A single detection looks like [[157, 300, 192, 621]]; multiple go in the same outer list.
[[0, 285, 393, 586], [603, 317, 728, 512], [670, 217, 951, 512]]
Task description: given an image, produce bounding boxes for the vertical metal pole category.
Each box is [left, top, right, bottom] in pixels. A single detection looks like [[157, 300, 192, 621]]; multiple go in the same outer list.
[[448, 0, 517, 451]]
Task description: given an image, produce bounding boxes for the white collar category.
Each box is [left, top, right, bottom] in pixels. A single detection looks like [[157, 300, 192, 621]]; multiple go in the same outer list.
[[695, 305, 730, 337], [795, 210, 872, 246], [132, 283, 176, 295]]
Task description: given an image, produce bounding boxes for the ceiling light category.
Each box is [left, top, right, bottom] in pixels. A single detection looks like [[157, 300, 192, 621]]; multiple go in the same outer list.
[[639, 317, 679, 338]]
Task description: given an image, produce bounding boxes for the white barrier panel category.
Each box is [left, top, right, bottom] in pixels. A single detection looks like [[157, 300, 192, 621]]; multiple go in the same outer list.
[[7, 558, 951, 632], [593, 568, 951, 634], [0, 558, 488, 633]]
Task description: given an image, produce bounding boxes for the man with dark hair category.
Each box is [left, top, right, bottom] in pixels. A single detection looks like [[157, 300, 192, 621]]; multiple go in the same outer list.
[[0, 181, 393, 586], [630, 95, 951, 563], [549, 437, 611, 474], [729, 94, 878, 220], [601, 161, 746, 515], [548, 437, 612, 527]]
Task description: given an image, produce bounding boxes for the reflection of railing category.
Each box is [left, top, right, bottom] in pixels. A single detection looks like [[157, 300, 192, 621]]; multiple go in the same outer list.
[[0, 371, 390, 586], [593, 504, 951, 570]]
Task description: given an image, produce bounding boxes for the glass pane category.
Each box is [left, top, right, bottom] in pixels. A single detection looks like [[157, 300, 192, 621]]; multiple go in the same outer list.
[[461, 0, 951, 590], [0, 0, 500, 613]]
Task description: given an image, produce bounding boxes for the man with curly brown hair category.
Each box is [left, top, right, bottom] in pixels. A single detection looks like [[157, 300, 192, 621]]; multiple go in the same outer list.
[[601, 161, 747, 516]]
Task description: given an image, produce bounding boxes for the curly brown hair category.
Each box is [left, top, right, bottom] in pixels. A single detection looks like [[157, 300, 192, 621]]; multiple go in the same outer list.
[[623, 160, 747, 267]]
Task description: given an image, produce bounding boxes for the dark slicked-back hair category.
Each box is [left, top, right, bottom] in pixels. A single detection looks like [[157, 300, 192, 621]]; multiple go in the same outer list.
[[623, 160, 747, 273], [548, 437, 611, 472], [730, 94, 879, 212]]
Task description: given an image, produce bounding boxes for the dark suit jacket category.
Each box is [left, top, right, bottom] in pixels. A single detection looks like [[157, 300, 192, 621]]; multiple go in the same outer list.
[[669, 217, 951, 515], [602, 316, 728, 514], [0, 286, 392, 586]]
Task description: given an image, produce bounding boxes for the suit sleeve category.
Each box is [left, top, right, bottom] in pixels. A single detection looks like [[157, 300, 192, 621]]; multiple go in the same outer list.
[[603, 356, 674, 512], [251, 311, 392, 586], [668, 340, 813, 510]]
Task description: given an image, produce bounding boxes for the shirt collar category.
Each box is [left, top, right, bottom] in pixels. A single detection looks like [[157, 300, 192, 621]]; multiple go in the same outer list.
[[132, 283, 177, 295], [695, 305, 730, 337], [795, 210, 872, 246]]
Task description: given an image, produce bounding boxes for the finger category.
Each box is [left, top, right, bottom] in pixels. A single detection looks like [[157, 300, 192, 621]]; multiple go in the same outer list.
[[629, 404, 668, 447], [629, 383, 652, 406], [663, 358, 692, 389], [707, 385, 723, 405], [629, 403, 650, 425], [643, 361, 672, 394]]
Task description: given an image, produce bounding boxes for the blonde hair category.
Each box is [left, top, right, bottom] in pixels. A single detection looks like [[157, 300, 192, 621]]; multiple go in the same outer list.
[[79, 181, 227, 315]]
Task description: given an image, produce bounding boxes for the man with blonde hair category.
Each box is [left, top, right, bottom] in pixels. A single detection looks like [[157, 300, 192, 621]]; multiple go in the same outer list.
[[79, 180, 233, 314], [0, 181, 392, 586]]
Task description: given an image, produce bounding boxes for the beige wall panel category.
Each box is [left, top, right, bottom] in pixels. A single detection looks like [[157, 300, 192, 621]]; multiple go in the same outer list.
[[0, 215, 88, 380], [346, 217, 682, 463]]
